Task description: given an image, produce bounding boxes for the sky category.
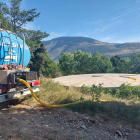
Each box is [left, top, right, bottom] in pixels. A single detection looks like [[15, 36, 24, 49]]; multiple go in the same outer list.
[[1, 0, 140, 43]]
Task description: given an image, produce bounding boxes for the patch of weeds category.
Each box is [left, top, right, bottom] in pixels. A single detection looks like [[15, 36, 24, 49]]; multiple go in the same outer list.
[[80, 84, 102, 101], [20, 78, 140, 124], [105, 83, 140, 100], [67, 100, 140, 123], [80, 84, 91, 94], [90, 84, 102, 101]]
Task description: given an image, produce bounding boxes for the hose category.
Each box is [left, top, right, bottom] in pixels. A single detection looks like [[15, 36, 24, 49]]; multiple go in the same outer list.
[[18, 76, 137, 108], [128, 77, 137, 86], [19, 78, 84, 108]]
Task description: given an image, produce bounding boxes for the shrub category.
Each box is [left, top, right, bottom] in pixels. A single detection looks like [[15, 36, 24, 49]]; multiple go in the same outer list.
[[105, 83, 140, 100]]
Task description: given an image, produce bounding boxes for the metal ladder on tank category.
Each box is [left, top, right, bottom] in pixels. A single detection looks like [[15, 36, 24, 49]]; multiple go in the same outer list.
[[0, 28, 25, 69]]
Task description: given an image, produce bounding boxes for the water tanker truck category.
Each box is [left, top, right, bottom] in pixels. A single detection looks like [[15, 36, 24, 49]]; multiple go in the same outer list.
[[0, 28, 41, 103]]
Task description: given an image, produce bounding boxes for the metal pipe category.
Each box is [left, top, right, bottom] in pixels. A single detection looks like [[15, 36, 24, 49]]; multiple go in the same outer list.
[[22, 34, 25, 68], [16, 36, 19, 67], [0, 19, 2, 28], [16, 32, 25, 68]]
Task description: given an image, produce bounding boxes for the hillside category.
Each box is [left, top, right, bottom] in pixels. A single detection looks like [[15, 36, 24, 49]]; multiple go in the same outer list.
[[43, 37, 140, 61]]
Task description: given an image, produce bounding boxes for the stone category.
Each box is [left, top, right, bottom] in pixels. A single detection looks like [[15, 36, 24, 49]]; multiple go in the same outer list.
[[41, 121, 45, 125], [81, 124, 87, 129], [55, 123, 61, 126], [114, 134, 119, 139], [116, 131, 123, 137], [61, 127, 64, 130], [125, 128, 132, 133], [125, 132, 129, 136]]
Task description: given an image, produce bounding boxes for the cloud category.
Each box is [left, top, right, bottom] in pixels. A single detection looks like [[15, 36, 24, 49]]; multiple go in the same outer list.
[[42, 32, 67, 41], [115, 36, 140, 43], [111, 8, 140, 21], [100, 24, 112, 32], [100, 37, 112, 42], [23, 22, 40, 30], [88, 20, 123, 33], [84, 20, 102, 25], [99, 33, 118, 43], [94, 28, 100, 32], [100, 35, 140, 43], [99, 20, 122, 32], [23, 22, 35, 30], [74, 30, 93, 38]]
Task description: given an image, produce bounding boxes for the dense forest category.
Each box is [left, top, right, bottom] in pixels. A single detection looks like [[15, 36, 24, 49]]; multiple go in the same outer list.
[[0, 0, 140, 78], [59, 50, 140, 76]]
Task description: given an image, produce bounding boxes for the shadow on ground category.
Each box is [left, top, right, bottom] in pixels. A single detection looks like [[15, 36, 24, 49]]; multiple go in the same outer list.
[[0, 97, 140, 140]]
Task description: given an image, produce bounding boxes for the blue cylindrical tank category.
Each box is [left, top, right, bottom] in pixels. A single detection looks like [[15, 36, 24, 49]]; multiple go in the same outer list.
[[0, 31, 30, 67]]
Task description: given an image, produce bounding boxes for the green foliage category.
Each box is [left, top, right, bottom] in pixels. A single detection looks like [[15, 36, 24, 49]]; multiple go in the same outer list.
[[59, 51, 114, 75], [80, 84, 91, 94], [0, 0, 59, 77], [90, 84, 102, 101], [110, 55, 121, 73], [59, 52, 75, 75], [43, 36, 140, 62], [2, 0, 40, 32], [23, 29, 58, 77], [92, 52, 113, 73], [80, 84, 102, 101], [119, 57, 132, 73], [20, 78, 140, 123], [0, 8, 8, 29], [58, 49, 140, 76], [74, 50, 92, 74], [130, 52, 140, 73], [105, 84, 140, 100]]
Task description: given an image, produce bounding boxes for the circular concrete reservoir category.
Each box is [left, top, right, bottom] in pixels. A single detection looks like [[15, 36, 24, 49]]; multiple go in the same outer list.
[[53, 74, 140, 88]]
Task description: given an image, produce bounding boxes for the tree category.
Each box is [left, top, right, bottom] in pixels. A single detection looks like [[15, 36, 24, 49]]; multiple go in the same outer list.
[[28, 43, 58, 77], [59, 52, 75, 75], [110, 55, 121, 73], [22, 29, 58, 77], [1, 1, 58, 77], [91, 52, 102, 73], [0, 9, 8, 29], [119, 57, 132, 73], [130, 52, 140, 73], [74, 50, 92, 74], [20, 29, 49, 58], [2, 0, 40, 32], [0, 3, 11, 30], [100, 55, 113, 73], [91, 52, 113, 73]]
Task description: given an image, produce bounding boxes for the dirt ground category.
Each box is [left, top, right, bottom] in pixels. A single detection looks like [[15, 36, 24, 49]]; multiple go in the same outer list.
[[0, 101, 140, 140]]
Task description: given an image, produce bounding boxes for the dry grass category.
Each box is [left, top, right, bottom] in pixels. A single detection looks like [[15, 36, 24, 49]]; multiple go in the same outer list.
[[20, 78, 140, 123], [22, 77, 92, 106]]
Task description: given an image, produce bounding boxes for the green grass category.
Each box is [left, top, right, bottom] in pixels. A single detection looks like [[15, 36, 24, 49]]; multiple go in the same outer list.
[[20, 78, 140, 124]]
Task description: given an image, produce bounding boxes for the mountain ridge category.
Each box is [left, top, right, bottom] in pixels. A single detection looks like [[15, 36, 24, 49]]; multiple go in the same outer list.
[[42, 36, 140, 61]]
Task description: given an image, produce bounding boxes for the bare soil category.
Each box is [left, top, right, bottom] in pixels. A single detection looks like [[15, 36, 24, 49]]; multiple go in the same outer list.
[[0, 101, 140, 140]]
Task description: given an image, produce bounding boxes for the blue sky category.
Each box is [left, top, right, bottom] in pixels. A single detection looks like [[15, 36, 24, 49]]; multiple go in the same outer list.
[[1, 0, 140, 43]]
